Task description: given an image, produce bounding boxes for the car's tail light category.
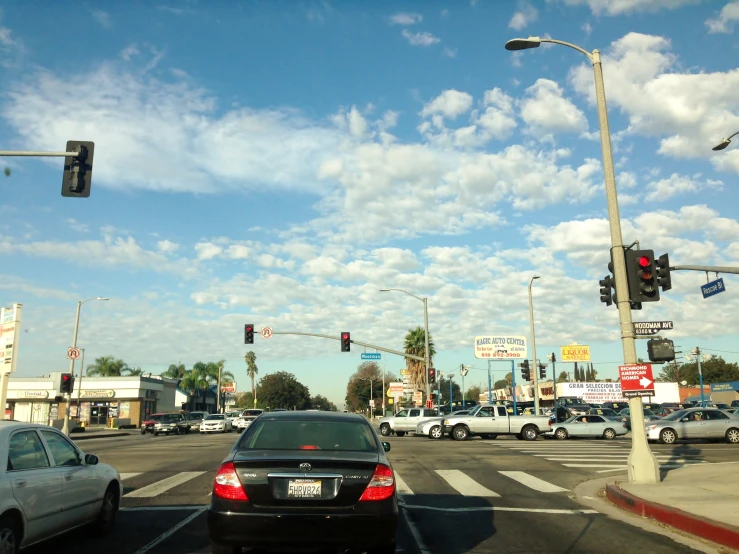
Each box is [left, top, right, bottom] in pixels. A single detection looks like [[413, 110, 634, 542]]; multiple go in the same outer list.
[[299, 445, 320, 450], [359, 464, 395, 502], [213, 462, 248, 501]]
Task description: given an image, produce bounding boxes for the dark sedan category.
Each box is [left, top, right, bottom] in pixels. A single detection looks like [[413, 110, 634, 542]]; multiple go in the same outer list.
[[207, 410, 398, 554]]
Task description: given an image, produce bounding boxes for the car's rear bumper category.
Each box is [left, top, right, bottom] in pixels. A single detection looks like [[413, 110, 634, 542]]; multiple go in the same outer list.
[[207, 509, 397, 550]]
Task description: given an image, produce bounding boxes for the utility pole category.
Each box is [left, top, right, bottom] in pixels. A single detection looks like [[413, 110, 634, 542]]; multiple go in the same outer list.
[[528, 276, 541, 415], [76, 348, 85, 424], [216, 363, 223, 413]]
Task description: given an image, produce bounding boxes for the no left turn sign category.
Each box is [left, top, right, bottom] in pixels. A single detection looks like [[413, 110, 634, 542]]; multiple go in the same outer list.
[[67, 347, 81, 360], [261, 327, 273, 339]]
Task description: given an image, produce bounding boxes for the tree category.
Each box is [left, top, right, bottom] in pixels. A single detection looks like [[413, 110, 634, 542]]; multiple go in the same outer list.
[[86, 356, 129, 377], [505, 372, 512, 385], [126, 367, 144, 376], [257, 371, 311, 410], [178, 361, 235, 411], [403, 326, 436, 392], [465, 385, 482, 401], [162, 363, 188, 380], [345, 362, 386, 413], [311, 395, 337, 411], [234, 392, 254, 409], [244, 351, 258, 401], [656, 356, 739, 385], [437, 376, 462, 404], [493, 379, 508, 390], [557, 371, 569, 383]]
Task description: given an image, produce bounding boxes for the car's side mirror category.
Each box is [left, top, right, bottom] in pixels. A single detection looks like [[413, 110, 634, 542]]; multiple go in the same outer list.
[[681, 418, 690, 422], [382, 441, 391, 452], [84, 454, 99, 465]]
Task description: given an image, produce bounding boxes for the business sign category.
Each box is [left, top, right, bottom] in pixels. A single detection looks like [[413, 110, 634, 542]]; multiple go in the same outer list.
[[80, 390, 116, 398], [702, 278, 726, 299], [220, 382, 237, 393], [558, 382, 625, 404], [711, 381, 739, 392], [361, 353, 381, 360], [633, 321, 674, 336], [560, 344, 591, 362], [23, 391, 49, 399], [387, 382, 404, 397], [618, 364, 655, 398], [474, 335, 528, 359], [412, 391, 423, 405], [0, 304, 22, 374]]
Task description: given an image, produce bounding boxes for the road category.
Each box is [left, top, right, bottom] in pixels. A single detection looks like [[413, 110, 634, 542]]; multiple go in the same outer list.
[[26, 430, 736, 553]]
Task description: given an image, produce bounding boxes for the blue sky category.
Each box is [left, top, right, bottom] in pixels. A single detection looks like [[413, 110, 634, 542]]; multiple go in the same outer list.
[[2, 0, 739, 409]]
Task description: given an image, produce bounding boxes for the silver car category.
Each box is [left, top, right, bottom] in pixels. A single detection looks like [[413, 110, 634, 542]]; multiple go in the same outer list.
[[416, 410, 470, 439], [646, 407, 739, 444], [546, 414, 628, 440]]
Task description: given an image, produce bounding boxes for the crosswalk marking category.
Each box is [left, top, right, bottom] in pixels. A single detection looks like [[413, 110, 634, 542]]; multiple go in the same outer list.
[[498, 471, 568, 493], [435, 470, 500, 497], [120, 472, 142, 481], [394, 472, 414, 495], [124, 471, 206, 498]]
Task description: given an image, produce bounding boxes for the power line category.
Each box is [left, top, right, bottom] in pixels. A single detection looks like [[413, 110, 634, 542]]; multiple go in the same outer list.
[[700, 347, 739, 354]]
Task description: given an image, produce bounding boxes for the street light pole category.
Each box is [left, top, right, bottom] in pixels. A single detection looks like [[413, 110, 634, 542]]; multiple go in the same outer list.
[[528, 276, 540, 416], [361, 378, 374, 419], [505, 35, 660, 484]]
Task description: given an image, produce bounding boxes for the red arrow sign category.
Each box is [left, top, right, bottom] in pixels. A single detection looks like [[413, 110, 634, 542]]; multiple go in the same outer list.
[[618, 363, 655, 398]]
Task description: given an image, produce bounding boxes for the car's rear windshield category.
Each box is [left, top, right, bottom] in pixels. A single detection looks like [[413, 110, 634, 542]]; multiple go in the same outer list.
[[243, 410, 263, 416], [205, 414, 225, 420], [240, 419, 378, 452]]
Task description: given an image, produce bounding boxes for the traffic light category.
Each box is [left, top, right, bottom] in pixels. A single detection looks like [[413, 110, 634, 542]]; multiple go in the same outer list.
[[539, 363, 546, 380], [244, 324, 254, 344], [428, 367, 436, 385], [599, 274, 614, 306], [59, 373, 74, 394], [648, 338, 675, 363], [656, 253, 672, 292], [520, 359, 530, 381], [625, 249, 660, 303], [61, 141, 94, 198], [341, 332, 351, 352]]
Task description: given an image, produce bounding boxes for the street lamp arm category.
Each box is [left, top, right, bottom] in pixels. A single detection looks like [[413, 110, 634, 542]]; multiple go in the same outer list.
[[540, 38, 594, 61], [381, 288, 424, 302]]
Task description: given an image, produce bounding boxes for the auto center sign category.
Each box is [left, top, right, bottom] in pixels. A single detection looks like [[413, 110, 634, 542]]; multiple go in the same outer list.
[[474, 336, 528, 359]]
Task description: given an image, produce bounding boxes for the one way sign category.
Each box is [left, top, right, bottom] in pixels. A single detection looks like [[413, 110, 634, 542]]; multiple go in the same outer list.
[[618, 363, 655, 398]]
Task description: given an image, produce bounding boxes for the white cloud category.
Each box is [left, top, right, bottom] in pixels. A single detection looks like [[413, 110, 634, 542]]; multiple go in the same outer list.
[[520, 79, 589, 137], [706, 1, 739, 33], [67, 218, 89, 233], [0, 9, 24, 67], [92, 10, 112, 28], [582, 22, 593, 35], [473, 88, 518, 140], [509, 2, 538, 30], [645, 173, 723, 201], [443, 47, 458, 58], [157, 240, 180, 253], [551, 0, 700, 16], [421, 90, 474, 119], [194, 242, 223, 260], [224, 245, 250, 259], [389, 12, 422, 25], [401, 29, 441, 47]]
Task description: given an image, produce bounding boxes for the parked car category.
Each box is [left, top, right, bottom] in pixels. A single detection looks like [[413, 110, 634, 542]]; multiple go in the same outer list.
[[1, 421, 121, 551], [546, 414, 628, 440], [207, 411, 397, 553], [442, 404, 550, 441], [377, 408, 438, 437], [416, 410, 470, 439], [646, 407, 739, 444]]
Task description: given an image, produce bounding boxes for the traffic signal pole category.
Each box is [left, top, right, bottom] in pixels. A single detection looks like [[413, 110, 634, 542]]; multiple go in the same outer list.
[[62, 301, 83, 436], [270, 332, 426, 363]]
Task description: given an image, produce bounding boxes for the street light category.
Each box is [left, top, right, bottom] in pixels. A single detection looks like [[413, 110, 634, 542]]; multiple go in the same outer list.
[[505, 35, 660, 484], [62, 297, 109, 435], [380, 288, 431, 401], [360, 378, 374, 419], [712, 131, 739, 151], [528, 276, 540, 416]]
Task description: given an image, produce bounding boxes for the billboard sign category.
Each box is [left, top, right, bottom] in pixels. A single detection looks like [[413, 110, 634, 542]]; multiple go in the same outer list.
[[560, 344, 591, 363], [474, 336, 528, 359]]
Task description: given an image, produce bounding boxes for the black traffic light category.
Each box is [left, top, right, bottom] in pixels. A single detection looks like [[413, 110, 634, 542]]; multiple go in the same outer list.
[[656, 253, 672, 292], [341, 332, 351, 352], [625, 249, 660, 303], [599, 274, 614, 306], [60, 373, 74, 394], [648, 338, 675, 363], [428, 367, 436, 385], [244, 324, 254, 344], [61, 141, 94, 198], [539, 363, 546, 380], [520, 359, 530, 381]]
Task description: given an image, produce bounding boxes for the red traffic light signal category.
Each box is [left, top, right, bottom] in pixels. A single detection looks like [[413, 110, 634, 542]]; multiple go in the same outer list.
[[341, 332, 351, 352], [626, 250, 659, 303], [428, 367, 436, 385], [245, 324, 254, 344], [59, 373, 74, 394]]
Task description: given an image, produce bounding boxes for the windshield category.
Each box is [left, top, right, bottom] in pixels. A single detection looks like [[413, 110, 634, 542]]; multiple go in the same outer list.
[[243, 410, 263, 417], [241, 419, 378, 451], [467, 406, 482, 416], [205, 414, 225, 420], [661, 409, 689, 421], [188, 412, 206, 420]]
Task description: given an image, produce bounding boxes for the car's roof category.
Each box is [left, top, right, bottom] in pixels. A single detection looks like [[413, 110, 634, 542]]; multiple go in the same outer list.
[[259, 410, 367, 423], [0, 421, 67, 435]]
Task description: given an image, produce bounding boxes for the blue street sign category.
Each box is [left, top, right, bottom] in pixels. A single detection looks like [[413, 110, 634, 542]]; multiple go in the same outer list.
[[361, 353, 381, 360], [701, 278, 726, 299]]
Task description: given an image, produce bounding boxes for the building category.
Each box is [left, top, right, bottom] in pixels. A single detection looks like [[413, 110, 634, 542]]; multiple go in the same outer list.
[[3, 375, 188, 428]]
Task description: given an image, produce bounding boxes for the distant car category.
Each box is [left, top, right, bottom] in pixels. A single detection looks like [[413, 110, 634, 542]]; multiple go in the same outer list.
[[207, 410, 398, 553], [234, 409, 264, 432], [546, 415, 628, 440], [153, 413, 191, 436], [618, 408, 661, 430], [416, 410, 470, 439], [646, 407, 739, 444], [185, 411, 208, 432], [0, 421, 121, 551], [201, 414, 233, 434]]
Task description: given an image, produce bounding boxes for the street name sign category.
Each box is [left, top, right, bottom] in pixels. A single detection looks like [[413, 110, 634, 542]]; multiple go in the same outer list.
[[701, 278, 726, 299], [618, 364, 655, 398], [474, 335, 528, 359], [361, 353, 381, 360], [633, 321, 674, 336]]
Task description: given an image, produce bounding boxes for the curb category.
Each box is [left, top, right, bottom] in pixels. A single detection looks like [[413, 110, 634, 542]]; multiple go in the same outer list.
[[71, 432, 132, 440], [606, 483, 739, 551]]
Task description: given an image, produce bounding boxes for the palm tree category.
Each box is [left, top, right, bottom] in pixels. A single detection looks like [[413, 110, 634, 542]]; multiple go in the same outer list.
[[162, 363, 188, 380], [404, 327, 436, 389], [244, 352, 258, 399], [86, 356, 129, 377], [126, 367, 144, 376]]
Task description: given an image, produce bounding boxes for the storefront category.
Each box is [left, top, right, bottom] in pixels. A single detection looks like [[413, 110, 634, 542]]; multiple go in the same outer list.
[[4, 375, 185, 428]]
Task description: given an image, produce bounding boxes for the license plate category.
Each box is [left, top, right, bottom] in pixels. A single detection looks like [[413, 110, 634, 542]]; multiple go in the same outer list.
[[288, 479, 322, 498]]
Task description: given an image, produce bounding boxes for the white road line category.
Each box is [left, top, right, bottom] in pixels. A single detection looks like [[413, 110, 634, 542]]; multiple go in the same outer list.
[[124, 471, 206, 498], [121, 505, 207, 512], [119, 472, 142, 481], [398, 499, 431, 554], [543, 457, 698, 462], [597, 468, 628, 473], [134, 506, 208, 553], [394, 472, 414, 495], [402, 504, 599, 515], [435, 470, 500, 497], [563, 464, 627, 468], [498, 471, 568, 493]]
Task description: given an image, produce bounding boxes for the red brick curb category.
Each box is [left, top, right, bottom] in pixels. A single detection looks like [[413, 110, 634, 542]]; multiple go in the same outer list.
[[606, 483, 739, 551]]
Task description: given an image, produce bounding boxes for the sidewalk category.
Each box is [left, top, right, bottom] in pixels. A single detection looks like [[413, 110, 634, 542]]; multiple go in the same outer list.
[[606, 462, 739, 551]]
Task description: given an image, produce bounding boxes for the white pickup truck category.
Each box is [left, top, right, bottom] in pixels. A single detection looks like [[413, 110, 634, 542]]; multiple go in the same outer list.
[[378, 407, 439, 437], [442, 404, 550, 441]]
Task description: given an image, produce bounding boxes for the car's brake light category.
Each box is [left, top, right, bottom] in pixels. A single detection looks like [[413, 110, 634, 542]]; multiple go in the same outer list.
[[213, 462, 248, 501], [359, 464, 395, 502], [299, 445, 320, 450]]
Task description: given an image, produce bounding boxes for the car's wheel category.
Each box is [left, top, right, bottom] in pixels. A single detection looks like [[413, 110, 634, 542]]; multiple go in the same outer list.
[[603, 428, 616, 440], [174, 427, 180, 435], [154, 431, 159, 436], [554, 428, 568, 440], [659, 428, 677, 444], [140, 428, 146, 435], [211, 543, 240, 554], [726, 428, 739, 444], [429, 425, 442, 439], [452, 425, 469, 441], [395, 431, 406, 437], [90, 484, 118, 536], [0, 513, 21, 554], [522, 426, 538, 441], [380, 423, 391, 436]]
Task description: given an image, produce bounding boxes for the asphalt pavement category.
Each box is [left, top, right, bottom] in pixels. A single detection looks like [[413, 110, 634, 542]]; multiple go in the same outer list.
[[25, 430, 736, 553]]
